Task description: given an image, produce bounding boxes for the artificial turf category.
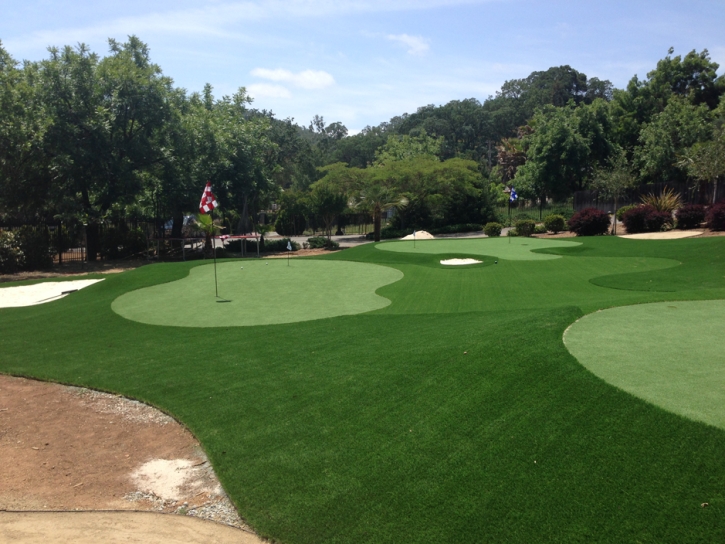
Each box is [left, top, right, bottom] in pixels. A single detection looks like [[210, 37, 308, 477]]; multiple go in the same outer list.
[[564, 299, 725, 430], [1, 235, 725, 542], [112, 259, 403, 327]]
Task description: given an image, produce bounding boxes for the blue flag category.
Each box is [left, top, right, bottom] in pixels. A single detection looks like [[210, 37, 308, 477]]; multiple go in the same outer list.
[[509, 188, 518, 202]]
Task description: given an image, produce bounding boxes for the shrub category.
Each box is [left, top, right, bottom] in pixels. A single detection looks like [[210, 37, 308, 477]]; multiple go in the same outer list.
[[483, 222, 503, 237], [641, 187, 682, 213], [514, 219, 536, 237], [543, 214, 566, 234], [263, 238, 301, 252], [365, 227, 412, 240], [616, 205, 637, 221], [568, 208, 610, 236], [675, 204, 706, 230], [429, 223, 483, 235], [0, 230, 25, 273], [18, 226, 53, 269], [621, 205, 672, 234], [307, 236, 339, 250], [534, 224, 548, 234], [707, 201, 725, 231]]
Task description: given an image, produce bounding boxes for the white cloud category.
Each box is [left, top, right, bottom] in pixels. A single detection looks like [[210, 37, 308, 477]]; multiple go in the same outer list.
[[251, 68, 335, 89], [247, 83, 292, 99], [387, 34, 430, 55]]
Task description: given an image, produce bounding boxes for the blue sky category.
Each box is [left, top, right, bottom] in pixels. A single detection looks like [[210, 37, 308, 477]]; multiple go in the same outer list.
[[3, 0, 724, 133]]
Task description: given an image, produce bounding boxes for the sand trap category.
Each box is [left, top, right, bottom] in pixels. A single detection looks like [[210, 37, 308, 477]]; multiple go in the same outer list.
[[440, 258, 482, 266], [619, 230, 704, 240], [401, 231, 435, 240], [131, 459, 220, 502], [0, 279, 103, 308]]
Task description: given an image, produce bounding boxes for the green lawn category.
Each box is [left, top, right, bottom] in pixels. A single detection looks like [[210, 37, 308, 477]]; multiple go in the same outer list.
[[2, 236, 725, 542]]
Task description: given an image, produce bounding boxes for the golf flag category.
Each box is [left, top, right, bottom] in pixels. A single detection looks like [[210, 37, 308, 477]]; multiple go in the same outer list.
[[509, 187, 518, 202], [199, 182, 218, 214], [287, 240, 292, 251]]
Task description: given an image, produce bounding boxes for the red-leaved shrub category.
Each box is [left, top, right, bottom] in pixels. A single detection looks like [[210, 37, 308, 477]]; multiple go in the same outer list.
[[568, 208, 610, 236], [675, 204, 706, 230], [622, 205, 671, 234], [708, 201, 725, 231]]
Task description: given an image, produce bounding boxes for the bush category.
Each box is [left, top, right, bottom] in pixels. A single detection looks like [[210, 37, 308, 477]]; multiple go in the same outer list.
[[429, 223, 483, 235], [621, 205, 672, 234], [675, 204, 706, 230], [100, 226, 147, 260], [616, 205, 636, 221], [514, 219, 536, 237], [568, 208, 610, 236], [0, 230, 25, 273], [365, 227, 412, 240], [483, 222, 503, 237], [707, 201, 725, 231], [307, 236, 339, 250], [18, 226, 53, 269], [543, 214, 566, 234], [263, 238, 301, 252]]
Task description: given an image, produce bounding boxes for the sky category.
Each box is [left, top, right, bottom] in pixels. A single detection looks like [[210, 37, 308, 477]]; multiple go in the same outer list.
[[2, 0, 724, 133]]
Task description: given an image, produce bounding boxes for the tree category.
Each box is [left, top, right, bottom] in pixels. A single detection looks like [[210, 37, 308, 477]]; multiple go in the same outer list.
[[308, 181, 347, 239], [591, 150, 637, 233], [373, 129, 443, 166], [634, 96, 711, 184]]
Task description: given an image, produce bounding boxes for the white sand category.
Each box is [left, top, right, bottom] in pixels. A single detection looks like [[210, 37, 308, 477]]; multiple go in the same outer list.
[[619, 230, 704, 240], [0, 279, 103, 308], [130, 459, 217, 502], [401, 231, 435, 240], [440, 258, 482, 266]]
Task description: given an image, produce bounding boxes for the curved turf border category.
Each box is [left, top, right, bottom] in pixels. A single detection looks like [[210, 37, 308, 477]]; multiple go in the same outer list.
[[112, 259, 404, 327], [375, 237, 581, 260], [563, 299, 725, 430]]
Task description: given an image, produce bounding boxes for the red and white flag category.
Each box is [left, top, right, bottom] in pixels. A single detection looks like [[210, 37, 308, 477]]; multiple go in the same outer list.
[[199, 182, 218, 214]]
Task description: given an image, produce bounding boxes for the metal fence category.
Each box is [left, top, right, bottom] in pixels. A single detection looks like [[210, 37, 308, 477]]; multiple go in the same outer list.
[[574, 181, 724, 212]]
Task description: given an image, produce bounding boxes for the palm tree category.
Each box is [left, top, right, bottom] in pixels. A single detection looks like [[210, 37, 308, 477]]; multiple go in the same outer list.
[[354, 182, 405, 242]]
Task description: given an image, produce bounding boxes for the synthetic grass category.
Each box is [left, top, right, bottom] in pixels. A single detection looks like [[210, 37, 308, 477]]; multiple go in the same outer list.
[[375, 237, 581, 260], [112, 259, 403, 327], [1, 236, 725, 542], [564, 299, 725, 430]]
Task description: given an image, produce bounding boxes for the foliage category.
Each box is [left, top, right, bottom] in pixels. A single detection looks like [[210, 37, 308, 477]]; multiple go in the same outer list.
[[568, 208, 611, 236], [308, 181, 347, 239], [622, 205, 672, 233], [307, 236, 339, 250], [428, 223, 483, 235], [514, 219, 537, 237], [616, 205, 637, 221], [261, 238, 301, 252], [373, 129, 443, 166], [0, 230, 24, 273], [675, 204, 706, 230], [365, 227, 412, 240], [640, 187, 682, 213], [534, 224, 548, 234], [543, 214, 567, 233], [17, 226, 54, 270], [707, 201, 725, 231], [483, 222, 503, 237]]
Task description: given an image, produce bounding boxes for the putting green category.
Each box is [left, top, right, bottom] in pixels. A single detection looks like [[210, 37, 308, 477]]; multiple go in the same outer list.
[[564, 299, 725, 429], [112, 259, 403, 327], [376, 237, 580, 260]]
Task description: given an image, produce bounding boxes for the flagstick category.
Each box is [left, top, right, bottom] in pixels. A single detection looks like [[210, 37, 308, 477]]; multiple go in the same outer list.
[[211, 209, 219, 298]]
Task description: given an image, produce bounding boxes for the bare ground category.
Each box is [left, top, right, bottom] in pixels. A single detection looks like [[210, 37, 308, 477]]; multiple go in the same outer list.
[[0, 375, 265, 543]]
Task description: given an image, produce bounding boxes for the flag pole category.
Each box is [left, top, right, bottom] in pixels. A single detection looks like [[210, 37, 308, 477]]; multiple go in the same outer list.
[[211, 209, 219, 297]]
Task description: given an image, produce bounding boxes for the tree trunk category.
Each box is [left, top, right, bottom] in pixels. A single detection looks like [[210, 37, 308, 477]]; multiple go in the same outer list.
[[86, 223, 100, 262], [373, 209, 382, 242]]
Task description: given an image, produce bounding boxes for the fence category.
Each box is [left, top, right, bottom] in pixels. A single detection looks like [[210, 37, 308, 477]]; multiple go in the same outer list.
[[574, 181, 724, 212]]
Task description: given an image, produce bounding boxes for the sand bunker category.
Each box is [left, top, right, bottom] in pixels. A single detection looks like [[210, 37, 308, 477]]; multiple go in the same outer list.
[[619, 230, 704, 240], [401, 231, 435, 240], [0, 279, 104, 308], [440, 258, 482, 266]]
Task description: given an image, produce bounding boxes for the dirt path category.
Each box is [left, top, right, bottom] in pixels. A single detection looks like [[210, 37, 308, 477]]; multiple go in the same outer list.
[[0, 375, 265, 543]]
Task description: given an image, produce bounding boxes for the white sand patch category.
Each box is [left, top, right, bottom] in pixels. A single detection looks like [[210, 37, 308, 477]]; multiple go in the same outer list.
[[401, 230, 435, 240], [440, 258, 482, 266], [130, 458, 218, 502], [619, 230, 704, 240], [0, 279, 104, 308]]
